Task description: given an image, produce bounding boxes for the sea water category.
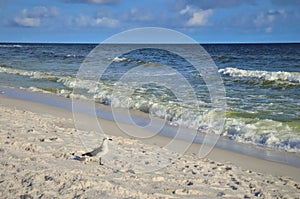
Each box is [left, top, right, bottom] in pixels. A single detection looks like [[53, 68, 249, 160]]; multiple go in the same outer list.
[[0, 43, 299, 152]]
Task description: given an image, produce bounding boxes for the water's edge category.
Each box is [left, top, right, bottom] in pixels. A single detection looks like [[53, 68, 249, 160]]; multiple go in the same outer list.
[[1, 86, 300, 168]]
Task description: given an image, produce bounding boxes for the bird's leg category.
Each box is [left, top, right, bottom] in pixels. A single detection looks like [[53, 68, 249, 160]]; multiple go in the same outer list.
[[99, 157, 103, 165]]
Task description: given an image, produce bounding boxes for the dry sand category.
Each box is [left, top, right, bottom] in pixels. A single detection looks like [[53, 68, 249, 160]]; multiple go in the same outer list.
[[0, 95, 300, 198]]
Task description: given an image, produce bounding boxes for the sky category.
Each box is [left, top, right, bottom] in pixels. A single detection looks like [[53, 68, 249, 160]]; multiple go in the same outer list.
[[0, 0, 299, 43]]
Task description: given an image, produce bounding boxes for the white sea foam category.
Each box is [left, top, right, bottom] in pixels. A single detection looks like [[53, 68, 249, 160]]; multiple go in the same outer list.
[[112, 57, 131, 62], [65, 54, 76, 58], [2, 65, 299, 152], [0, 66, 58, 80], [28, 86, 52, 93], [0, 44, 22, 48], [219, 67, 300, 84], [60, 77, 300, 152], [223, 117, 300, 152]]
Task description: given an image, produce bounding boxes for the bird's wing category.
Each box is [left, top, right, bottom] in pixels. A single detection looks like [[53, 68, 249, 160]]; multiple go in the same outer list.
[[82, 145, 103, 157]]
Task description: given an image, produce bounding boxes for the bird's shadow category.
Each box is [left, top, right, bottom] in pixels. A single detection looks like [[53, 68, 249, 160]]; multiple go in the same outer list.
[[73, 155, 86, 161]]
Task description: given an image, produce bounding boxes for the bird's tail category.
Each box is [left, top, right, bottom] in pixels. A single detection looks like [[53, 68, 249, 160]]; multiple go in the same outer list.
[[82, 152, 93, 157]]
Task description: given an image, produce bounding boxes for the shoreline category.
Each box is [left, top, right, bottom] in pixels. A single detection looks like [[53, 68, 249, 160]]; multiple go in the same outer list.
[[1, 92, 300, 198], [1, 89, 300, 182], [1, 86, 300, 167]]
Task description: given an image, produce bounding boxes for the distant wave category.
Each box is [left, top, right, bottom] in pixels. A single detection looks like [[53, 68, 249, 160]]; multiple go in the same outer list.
[[0, 44, 22, 48], [219, 67, 300, 84], [110, 56, 147, 65], [39, 51, 86, 59], [109, 57, 170, 70]]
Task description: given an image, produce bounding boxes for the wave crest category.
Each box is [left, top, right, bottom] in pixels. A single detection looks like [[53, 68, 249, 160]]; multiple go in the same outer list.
[[0, 66, 59, 81], [219, 67, 300, 84]]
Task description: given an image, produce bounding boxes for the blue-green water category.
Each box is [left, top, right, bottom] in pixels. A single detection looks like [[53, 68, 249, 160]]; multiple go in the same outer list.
[[0, 43, 300, 152]]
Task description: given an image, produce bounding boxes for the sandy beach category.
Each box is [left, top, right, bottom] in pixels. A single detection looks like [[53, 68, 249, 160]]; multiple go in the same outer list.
[[1, 94, 300, 198]]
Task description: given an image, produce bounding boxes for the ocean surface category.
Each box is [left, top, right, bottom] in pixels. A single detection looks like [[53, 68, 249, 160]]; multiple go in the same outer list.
[[1, 43, 300, 153]]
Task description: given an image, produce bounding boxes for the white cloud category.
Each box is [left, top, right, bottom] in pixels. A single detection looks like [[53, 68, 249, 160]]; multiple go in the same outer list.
[[21, 6, 59, 18], [128, 8, 154, 22], [63, 0, 119, 4], [187, 9, 213, 26], [14, 17, 40, 27], [253, 10, 286, 32], [180, 5, 213, 26], [180, 0, 256, 9], [180, 5, 193, 15], [72, 15, 90, 26], [93, 17, 119, 27], [265, 27, 273, 33], [89, 0, 115, 3], [71, 15, 119, 28], [13, 6, 59, 27], [257, 10, 285, 25]]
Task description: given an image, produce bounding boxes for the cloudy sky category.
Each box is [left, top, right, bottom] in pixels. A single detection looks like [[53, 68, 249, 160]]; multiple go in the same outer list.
[[0, 0, 299, 43]]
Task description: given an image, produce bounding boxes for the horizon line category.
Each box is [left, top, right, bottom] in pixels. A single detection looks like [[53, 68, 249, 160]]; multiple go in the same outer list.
[[1, 41, 300, 45]]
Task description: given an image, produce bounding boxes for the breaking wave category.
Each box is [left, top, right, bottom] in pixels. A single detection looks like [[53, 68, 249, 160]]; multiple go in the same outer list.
[[219, 67, 300, 84], [1, 65, 300, 152], [0, 66, 59, 81], [224, 116, 300, 152]]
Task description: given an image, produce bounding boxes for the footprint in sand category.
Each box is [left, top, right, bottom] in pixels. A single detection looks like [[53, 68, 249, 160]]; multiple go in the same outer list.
[[42, 137, 64, 143]]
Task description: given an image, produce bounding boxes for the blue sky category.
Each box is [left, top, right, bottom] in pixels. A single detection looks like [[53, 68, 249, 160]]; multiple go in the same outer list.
[[0, 0, 299, 43]]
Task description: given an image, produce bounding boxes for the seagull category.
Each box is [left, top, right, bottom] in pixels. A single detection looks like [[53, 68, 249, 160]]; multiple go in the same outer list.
[[82, 137, 112, 165]]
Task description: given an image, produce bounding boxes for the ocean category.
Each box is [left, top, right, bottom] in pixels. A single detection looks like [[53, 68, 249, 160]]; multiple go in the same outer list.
[[0, 43, 300, 153]]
